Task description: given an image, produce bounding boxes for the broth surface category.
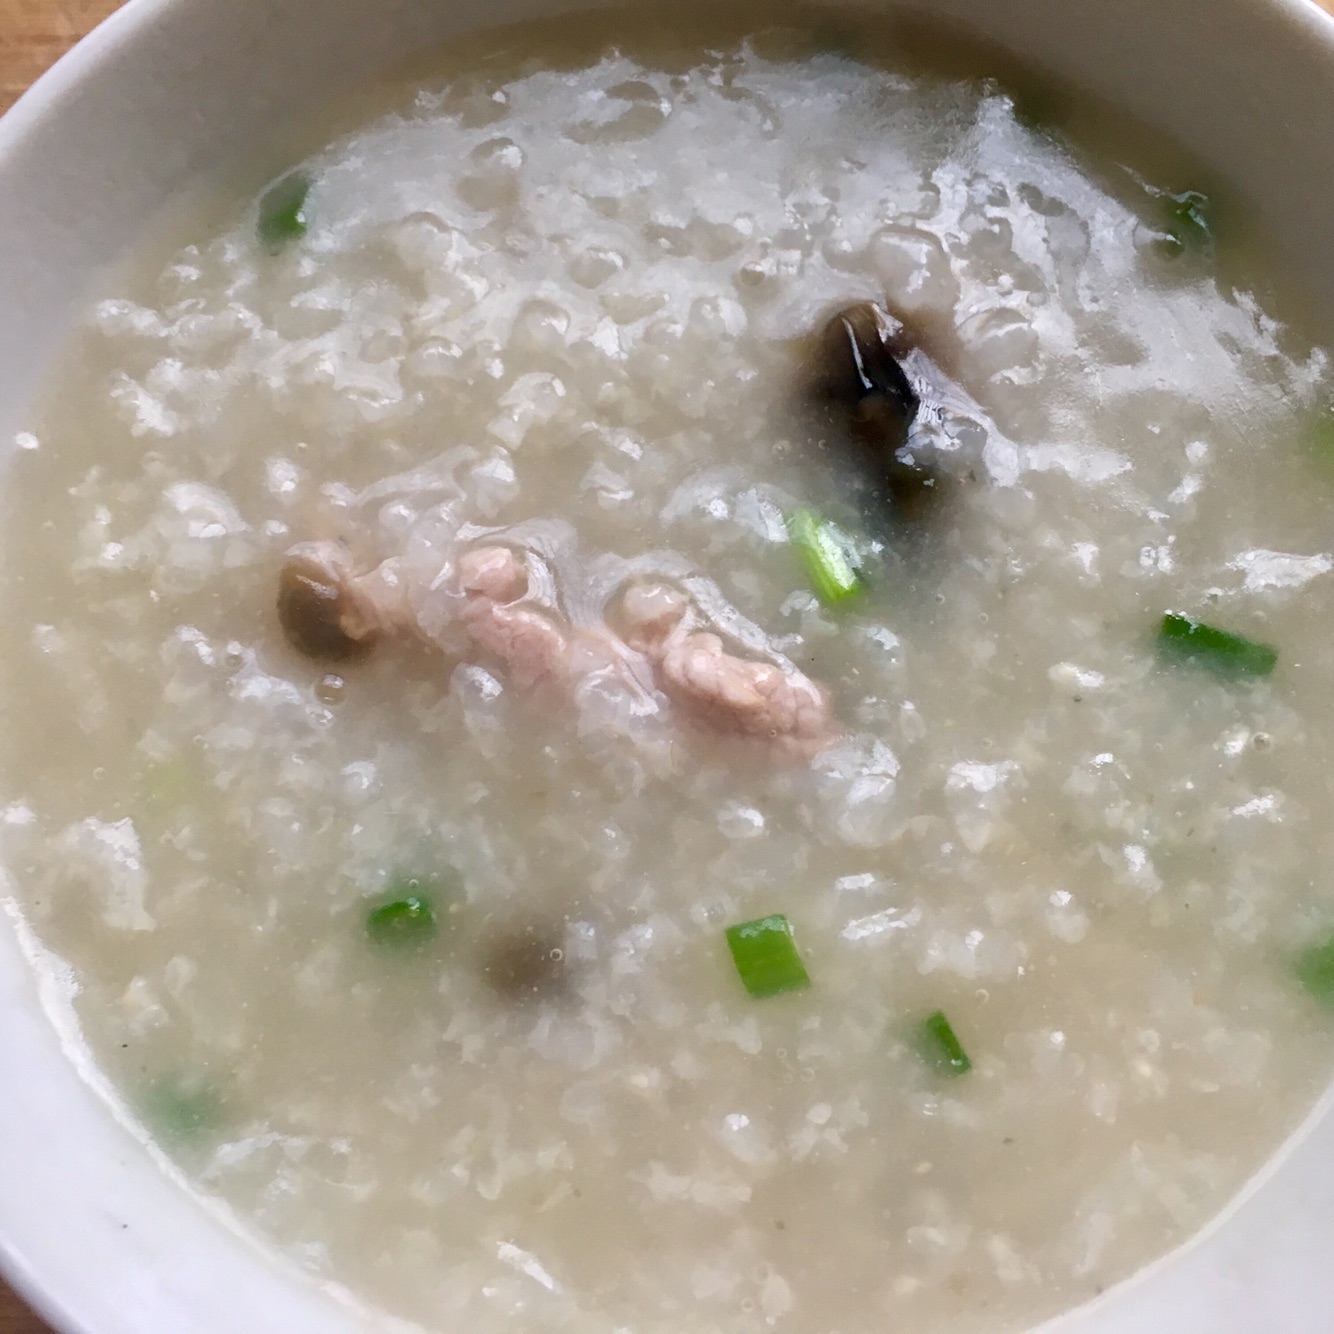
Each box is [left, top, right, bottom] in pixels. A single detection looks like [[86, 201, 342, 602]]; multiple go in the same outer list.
[[4, 14, 1334, 1333]]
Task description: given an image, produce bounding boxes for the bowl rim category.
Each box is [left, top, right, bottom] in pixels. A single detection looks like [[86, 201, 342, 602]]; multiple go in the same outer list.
[[5, 2, 1334, 1332]]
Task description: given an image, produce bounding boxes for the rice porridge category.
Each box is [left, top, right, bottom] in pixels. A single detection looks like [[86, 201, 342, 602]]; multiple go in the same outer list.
[[4, 12, 1334, 1333]]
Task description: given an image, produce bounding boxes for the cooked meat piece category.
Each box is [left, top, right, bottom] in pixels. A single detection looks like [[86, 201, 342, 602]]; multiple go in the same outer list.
[[278, 542, 835, 760], [457, 545, 571, 693], [456, 544, 530, 604], [620, 581, 835, 758], [658, 632, 834, 757], [346, 555, 416, 635], [619, 580, 692, 654]]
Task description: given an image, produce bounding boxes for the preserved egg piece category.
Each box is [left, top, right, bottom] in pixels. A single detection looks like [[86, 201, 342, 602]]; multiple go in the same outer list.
[[277, 553, 378, 662], [881, 447, 944, 522], [481, 924, 569, 1003], [810, 301, 946, 523], [817, 302, 919, 437]]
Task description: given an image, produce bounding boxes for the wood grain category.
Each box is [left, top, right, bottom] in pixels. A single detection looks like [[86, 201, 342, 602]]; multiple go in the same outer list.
[[0, 1283, 50, 1334], [0, 0, 123, 114]]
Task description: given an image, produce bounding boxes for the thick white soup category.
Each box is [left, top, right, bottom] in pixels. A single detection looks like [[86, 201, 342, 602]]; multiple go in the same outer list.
[[5, 14, 1334, 1334]]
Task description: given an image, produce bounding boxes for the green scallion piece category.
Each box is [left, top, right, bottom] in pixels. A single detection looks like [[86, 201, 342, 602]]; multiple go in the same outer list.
[[137, 752, 199, 811], [1158, 612, 1277, 679], [919, 1009, 972, 1076], [1303, 404, 1334, 466], [725, 914, 811, 999], [366, 892, 437, 946], [1297, 937, 1334, 1005], [787, 508, 863, 606], [142, 1076, 224, 1143], [258, 171, 311, 250]]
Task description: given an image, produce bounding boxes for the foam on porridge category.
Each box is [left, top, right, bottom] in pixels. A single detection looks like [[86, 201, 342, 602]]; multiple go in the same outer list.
[[4, 12, 1334, 1333]]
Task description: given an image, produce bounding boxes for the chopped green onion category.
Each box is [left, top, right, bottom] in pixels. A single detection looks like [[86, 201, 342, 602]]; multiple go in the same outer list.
[[366, 892, 437, 946], [1158, 612, 1277, 679], [258, 172, 311, 250], [1297, 937, 1334, 1005], [142, 1076, 224, 1143], [1303, 404, 1334, 466], [1159, 189, 1213, 257], [918, 1009, 972, 1076], [136, 752, 199, 811], [787, 508, 863, 606], [725, 914, 811, 999]]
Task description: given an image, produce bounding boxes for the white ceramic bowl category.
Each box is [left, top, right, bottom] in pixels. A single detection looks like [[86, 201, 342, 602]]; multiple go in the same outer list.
[[4, 1, 1334, 1329]]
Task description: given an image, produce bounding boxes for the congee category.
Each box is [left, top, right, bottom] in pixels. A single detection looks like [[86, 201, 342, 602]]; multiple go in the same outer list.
[[6, 10, 1334, 1332]]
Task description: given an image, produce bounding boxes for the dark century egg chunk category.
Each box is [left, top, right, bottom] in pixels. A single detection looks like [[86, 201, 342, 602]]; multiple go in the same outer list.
[[809, 301, 948, 524]]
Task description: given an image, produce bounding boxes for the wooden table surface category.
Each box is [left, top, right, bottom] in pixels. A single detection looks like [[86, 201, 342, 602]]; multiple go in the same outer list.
[[3, 0, 1334, 1331]]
